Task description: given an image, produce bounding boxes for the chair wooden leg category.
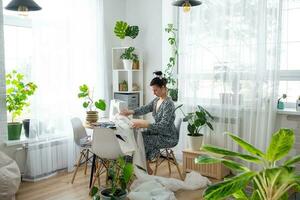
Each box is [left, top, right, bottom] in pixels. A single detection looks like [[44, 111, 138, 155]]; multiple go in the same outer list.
[[84, 149, 89, 175], [71, 150, 84, 184], [170, 150, 184, 180], [165, 149, 172, 177]]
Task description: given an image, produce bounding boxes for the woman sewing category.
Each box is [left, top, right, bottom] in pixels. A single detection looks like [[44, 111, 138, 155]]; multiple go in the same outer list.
[[120, 71, 177, 174]]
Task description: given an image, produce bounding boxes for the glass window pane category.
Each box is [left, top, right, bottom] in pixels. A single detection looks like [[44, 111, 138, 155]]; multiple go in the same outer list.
[[279, 81, 300, 102]]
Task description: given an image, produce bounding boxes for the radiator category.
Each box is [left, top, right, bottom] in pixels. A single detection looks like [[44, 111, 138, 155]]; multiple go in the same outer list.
[[23, 137, 69, 181]]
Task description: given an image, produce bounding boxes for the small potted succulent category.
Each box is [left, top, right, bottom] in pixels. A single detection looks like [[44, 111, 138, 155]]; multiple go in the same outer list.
[[91, 157, 134, 200], [6, 70, 37, 140], [78, 84, 106, 123], [182, 105, 214, 150], [120, 47, 138, 70]]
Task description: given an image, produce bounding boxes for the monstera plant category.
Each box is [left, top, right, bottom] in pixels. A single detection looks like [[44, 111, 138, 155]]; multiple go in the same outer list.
[[114, 21, 139, 39], [196, 128, 300, 200]]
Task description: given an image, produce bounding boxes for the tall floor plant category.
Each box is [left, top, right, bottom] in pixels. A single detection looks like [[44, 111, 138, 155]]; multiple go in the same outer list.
[[196, 128, 300, 200]]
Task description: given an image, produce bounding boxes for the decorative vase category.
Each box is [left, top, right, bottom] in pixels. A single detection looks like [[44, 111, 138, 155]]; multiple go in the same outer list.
[[23, 119, 30, 138], [86, 111, 98, 123], [100, 188, 127, 200], [122, 59, 133, 70], [8, 122, 23, 140], [188, 135, 203, 151]]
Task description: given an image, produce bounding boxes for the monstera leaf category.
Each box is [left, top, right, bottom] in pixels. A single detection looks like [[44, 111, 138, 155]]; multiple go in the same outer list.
[[125, 25, 139, 39], [114, 21, 128, 39]]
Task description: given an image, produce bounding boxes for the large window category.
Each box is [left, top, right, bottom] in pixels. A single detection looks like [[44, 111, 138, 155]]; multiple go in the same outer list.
[[279, 0, 300, 104]]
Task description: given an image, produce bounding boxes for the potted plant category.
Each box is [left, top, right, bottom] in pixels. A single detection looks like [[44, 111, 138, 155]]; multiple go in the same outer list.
[[182, 105, 214, 150], [6, 70, 37, 140], [196, 128, 300, 200], [78, 84, 106, 123], [114, 21, 139, 40], [132, 53, 139, 70], [91, 157, 134, 200], [120, 47, 138, 70]]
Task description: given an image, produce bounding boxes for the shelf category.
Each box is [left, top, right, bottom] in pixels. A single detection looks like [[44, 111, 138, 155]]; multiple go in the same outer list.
[[277, 108, 300, 116]]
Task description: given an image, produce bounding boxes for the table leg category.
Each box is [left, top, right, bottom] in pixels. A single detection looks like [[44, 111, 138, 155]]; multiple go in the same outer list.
[[89, 154, 96, 188]]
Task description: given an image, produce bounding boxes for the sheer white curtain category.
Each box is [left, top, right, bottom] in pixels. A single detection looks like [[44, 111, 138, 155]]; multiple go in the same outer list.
[[23, 0, 108, 180], [177, 0, 282, 160]]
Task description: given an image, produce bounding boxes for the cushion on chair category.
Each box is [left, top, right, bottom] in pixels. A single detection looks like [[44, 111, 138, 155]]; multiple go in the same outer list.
[[0, 151, 21, 200]]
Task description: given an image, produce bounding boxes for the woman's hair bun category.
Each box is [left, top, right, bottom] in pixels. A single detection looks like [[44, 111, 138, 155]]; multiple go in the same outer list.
[[153, 71, 163, 77]]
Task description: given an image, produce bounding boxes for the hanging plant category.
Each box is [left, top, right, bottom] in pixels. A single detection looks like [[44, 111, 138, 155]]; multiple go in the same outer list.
[[114, 21, 139, 39], [163, 23, 178, 101]]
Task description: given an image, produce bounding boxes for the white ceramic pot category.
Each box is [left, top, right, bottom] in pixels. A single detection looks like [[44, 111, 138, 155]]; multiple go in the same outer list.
[[122, 59, 133, 70], [188, 135, 203, 151]]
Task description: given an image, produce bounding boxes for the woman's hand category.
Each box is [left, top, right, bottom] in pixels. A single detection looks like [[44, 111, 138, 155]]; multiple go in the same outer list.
[[131, 119, 149, 129], [120, 109, 134, 116]]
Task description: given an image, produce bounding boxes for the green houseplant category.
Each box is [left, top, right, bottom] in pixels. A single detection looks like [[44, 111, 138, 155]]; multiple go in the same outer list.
[[6, 70, 37, 140], [120, 47, 138, 70], [164, 23, 178, 101], [78, 84, 106, 123], [182, 105, 214, 150], [196, 128, 300, 200], [114, 21, 139, 40], [92, 157, 134, 200]]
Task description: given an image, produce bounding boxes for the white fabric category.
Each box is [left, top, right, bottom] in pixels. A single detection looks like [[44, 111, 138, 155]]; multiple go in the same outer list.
[[114, 115, 147, 170], [176, 0, 281, 167], [23, 0, 108, 180], [0, 151, 21, 200], [128, 168, 210, 200]]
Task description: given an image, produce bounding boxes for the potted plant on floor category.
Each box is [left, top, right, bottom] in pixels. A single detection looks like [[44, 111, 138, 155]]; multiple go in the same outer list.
[[182, 105, 214, 150], [196, 128, 300, 200], [91, 157, 134, 200], [6, 70, 37, 140], [120, 47, 138, 70], [78, 84, 106, 123]]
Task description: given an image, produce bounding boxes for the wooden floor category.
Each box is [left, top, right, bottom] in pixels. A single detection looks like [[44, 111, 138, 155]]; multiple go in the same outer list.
[[16, 162, 206, 200]]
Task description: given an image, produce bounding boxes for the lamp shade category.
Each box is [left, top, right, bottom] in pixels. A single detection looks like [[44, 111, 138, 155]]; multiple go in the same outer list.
[[5, 0, 42, 11], [172, 0, 202, 7]]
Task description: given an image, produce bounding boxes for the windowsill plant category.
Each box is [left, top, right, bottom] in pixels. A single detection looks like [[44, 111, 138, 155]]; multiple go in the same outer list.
[[182, 105, 214, 150], [78, 84, 106, 123], [6, 70, 37, 140], [91, 157, 134, 200], [196, 128, 300, 200]]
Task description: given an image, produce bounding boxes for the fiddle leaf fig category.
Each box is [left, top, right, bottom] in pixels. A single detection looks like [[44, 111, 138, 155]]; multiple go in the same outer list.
[[78, 84, 106, 112]]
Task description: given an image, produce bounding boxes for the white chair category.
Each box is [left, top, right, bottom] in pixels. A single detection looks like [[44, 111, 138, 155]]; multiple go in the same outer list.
[[89, 127, 125, 191], [70, 117, 92, 184], [154, 118, 184, 180]]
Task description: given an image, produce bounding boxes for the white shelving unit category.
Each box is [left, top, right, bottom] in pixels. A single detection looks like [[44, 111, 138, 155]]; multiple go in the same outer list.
[[112, 47, 143, 107]]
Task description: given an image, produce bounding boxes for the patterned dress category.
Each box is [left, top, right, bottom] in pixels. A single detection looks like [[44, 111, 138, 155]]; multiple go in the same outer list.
[[134, 97, 178, 160]]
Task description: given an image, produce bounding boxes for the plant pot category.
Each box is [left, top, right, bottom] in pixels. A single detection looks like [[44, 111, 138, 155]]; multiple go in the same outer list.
[[8, 122, 23, 140], [86, 111, 98, 123], [132, 61, 139, 70], [23, 119, 30, 138], [100, 188, 127, 200], [188, 135, 203, 151], [122, 59, 133, 70]]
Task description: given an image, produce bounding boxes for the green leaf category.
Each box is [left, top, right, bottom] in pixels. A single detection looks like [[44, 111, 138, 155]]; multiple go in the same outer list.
[[195, 155, 222, 164], [122, 163, 134, 185], [187, 123, 196, 134], [95, 99, 106, 111], [125, 25, 139, 39], [203, 172, 256, 200], [79, 84, 88, 92], [83, 102, 89, 108], [284, 155, 300, 166], [114, 21, 128, 39], [232, 189, 249, 200], [90, 186, 98, 197], [227, 132, 265, 158], [206, 122, 214, 131], [266, 129, 295, 163], [202, 145, 261, 163], [250, 190, 260, 200], [222, 159, 250, 172]]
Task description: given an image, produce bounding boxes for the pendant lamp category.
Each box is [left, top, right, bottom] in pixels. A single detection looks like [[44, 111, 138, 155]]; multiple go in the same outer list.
[[5, 0, 42, 13], [172, 0, 202, 13]]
